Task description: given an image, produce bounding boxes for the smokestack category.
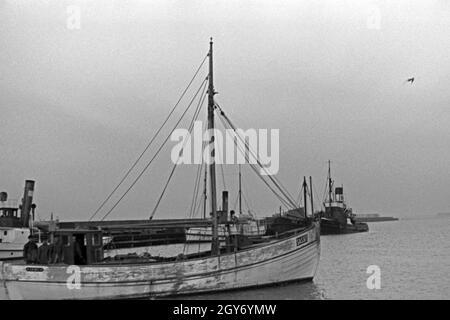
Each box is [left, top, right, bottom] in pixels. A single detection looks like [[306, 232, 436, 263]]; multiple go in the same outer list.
[[222, 191, 228, 215], [20, 180, 35, 227], [335, 186, 344, 202]]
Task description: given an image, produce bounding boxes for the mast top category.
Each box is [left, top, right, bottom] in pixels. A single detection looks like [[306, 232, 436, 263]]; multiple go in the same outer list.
[[207, 37, 218, 255], [208, 38, 216, 96]]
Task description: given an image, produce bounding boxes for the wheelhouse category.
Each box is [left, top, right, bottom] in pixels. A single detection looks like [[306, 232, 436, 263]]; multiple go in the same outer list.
[[49, 229, 104, 265]]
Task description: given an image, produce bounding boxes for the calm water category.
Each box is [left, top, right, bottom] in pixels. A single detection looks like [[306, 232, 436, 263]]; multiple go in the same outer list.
[[174, 217, 450, 300]]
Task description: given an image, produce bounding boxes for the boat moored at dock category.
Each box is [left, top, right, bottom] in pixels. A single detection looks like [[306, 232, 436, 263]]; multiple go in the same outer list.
[[0, 222, 319, 300], [0, 39, 321, 299]]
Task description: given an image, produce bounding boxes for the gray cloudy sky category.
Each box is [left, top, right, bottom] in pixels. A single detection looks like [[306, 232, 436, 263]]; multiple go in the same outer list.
[[1, 0, 449, 221]]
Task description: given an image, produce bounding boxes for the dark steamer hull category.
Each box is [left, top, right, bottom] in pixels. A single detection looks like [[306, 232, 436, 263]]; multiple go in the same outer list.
[[320, 218, 368, 235]]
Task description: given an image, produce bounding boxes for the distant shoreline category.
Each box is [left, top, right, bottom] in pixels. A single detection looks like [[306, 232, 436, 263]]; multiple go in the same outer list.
[[355, 216, 399, 222], [437, 212, 450, 217]]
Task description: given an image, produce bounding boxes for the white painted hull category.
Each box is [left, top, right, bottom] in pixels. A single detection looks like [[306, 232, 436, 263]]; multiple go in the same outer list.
[[0, 224, 320, 300], [0, 227, 29, 261], [0, 249, 23, 261]]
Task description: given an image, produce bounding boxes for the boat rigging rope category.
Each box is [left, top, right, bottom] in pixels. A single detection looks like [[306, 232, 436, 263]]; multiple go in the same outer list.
[[296, 182, 304, 207], [149, 80, 208, 220], [215, 103, 297, 207], [216, 112, 291, 209], [191, 144, 208, 218], [214, 142, 227, 191], [242, 191, 254, 216], [99, 77, 209, 221], [190, 186, 205, 219], [296, 177, 312, 207], [312, 183, 322, 212], [195, 191, 205, 215], [297, 181, 302, 205], [214, 109, 291, 209], [215, 110, 294, 209], [189, 159, 204, 218], [188, 120, 208, 219], [232, 192, 239, 212], [214, 103, 298, 209], [321, 175, 329, 206], [89, 54, 208, 221], [191, 150, 208, 218], [296, 180, 312, 208], [215, 109, 289, 207], [229, 169, 253, 216]]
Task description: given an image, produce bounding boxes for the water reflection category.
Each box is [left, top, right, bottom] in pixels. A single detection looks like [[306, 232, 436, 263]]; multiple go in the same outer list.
[[156, 218, 450, 300], [165, 280, 325, 300]]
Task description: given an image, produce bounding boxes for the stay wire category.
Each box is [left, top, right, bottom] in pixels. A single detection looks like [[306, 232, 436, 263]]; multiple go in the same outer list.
[[215, 104, 297, 208], [100, 77, 209, 221], [149, 81, 208, 219], [89, 54, 208, 221], [216, 112, 292, 209]]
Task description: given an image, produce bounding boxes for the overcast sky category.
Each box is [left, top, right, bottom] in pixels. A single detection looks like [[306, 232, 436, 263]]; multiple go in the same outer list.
[[1, 0, 449, 221]]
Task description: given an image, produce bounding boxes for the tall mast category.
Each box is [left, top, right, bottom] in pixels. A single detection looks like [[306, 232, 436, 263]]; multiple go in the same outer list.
[[203, 164, 207, 219], [302, 177, 308, 218], [328, 160, 332, 208], [238, 164, 242, 215], [208, 38, 219, 255], [309, 176, 314, 217]]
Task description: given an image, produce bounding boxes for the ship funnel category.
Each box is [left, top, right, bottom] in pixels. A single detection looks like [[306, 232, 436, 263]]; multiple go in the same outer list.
[[335, 186, 344, 202], [222, 191, 228, 215], [20, 180, 35, 227]]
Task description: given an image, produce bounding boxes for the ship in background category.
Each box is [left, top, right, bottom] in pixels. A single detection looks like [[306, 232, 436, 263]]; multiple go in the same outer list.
[[437, 212, 450, 218], [319, 161, 369, 235], [0, 181, 35, 260]]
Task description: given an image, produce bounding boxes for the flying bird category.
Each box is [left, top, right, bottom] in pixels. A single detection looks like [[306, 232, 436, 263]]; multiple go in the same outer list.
[[406, 77, 415, 84]]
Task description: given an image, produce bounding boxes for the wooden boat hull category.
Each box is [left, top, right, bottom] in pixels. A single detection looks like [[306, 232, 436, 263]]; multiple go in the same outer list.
[[0, 224, 320, 300]]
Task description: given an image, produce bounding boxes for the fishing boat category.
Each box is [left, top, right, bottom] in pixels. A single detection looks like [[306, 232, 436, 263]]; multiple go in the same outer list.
[[319, 161, 368, 235], [0, 39, 320, 299], [0, 181, 35, 260]]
